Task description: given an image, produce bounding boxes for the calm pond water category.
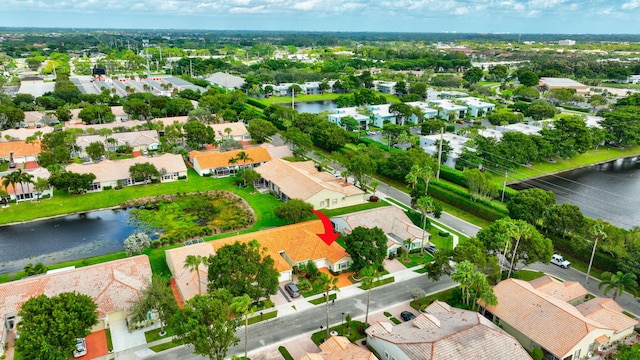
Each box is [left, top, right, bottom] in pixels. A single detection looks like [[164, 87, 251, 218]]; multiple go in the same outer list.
[[291, 100, 338, 114], [0, 209, 140, 274], [516, 156, 640, 230]]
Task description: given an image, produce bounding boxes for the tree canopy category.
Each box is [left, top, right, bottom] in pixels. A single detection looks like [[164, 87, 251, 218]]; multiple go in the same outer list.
[[342, 226, 387, 273], [207, 240, 279, 301], [16, 292, 98, 360]]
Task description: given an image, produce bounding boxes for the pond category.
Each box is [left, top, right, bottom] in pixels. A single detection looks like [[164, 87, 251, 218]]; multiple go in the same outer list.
[[290, 100, 338, 114], [0, 208, 141, 274]]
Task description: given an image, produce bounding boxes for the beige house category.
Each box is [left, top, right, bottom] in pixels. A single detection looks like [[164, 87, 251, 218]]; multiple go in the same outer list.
[[210, 122, 252, 143], [298, 335, 377, 360], [366, 301, 531, 360], [165, 220, 351, 302], [0, 256, 152, 356], [256, 158, 366, 210], [331, 206, 429, 256], [76, 130, 161, 156], [479, 276, 638, 360], [65, 153, 187, 191], [539, 77, 591, 95], [1, 167, 54, 203]]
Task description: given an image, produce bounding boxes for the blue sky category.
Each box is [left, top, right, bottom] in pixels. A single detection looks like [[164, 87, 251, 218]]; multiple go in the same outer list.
[[3, 0, 640, 34]]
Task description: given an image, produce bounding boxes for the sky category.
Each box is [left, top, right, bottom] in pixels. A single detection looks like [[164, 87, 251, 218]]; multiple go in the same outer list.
[[2, 0, 640, 34]]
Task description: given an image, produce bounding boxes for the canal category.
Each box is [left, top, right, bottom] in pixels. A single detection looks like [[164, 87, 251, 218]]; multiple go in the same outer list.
[[516, 157, 640, 230]]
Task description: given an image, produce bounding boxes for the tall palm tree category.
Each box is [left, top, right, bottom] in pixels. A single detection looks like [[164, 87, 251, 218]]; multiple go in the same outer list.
[[360, 266, 382, 325], [317, 272, 339, 341], [235, 151, 253, 165], [230, 294, 256, 359], [18, 171, 34, 200], [506, 220, 532, 279], [183, 255, 206, 295], [2, 171, 20, 201], [418, 165, 434, 193], [224, 127, 232, 140], [586, 220, 607, 284], [405, 165, 421, 190], [599, 271, 638, 300], [416, 196, 435, 255]]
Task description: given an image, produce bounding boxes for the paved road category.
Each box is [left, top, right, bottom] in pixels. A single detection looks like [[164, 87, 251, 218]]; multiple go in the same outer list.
[[148, 275, 455, 360]]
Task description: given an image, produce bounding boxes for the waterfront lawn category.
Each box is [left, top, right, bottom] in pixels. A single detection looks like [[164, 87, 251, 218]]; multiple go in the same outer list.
[[496, 145, 640, 183], [259, 93, 340, 104]]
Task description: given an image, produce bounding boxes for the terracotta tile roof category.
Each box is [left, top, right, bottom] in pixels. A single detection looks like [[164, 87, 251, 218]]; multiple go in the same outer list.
[[166, 220, 350, 302], [189, 147, 272, 170], [261, 143, 293, 159], [210, 122, 249, 139], [0, 128, 54, 142], [76, 130, 160, 149], [0, 140, 41, 158], [576, 297, 638, 333], [298, 335, 376, 360], [595, 334, 610, 345], [366, 301, 531, 360], [65, 153, 187, 183], [0, 256, 151, 340], [481, 279, 617, 358], [256, 159, 364, 200], [164, 242, 216, 302], [529, 275, 589, 302]]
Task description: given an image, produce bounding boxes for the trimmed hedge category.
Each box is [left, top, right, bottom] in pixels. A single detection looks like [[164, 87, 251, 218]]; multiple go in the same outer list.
[[439, 166, 468, 187], [429, 182, 508, 221], [559, 105, 590, 113], [246, 98, 268, 110]]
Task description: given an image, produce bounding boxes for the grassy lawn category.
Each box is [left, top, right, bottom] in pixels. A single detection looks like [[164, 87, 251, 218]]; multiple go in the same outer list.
[[247, 310, 277, 325], [494, 145, 640, 184], [410, 286, 458, 311], [514, 269, 545, 281], [398, 252, 433, 268], [150, 340, 182, 353], [278, 346, 295, 360], [358, 276, 394, 290], [308, 293, 337, 305], [105, 328, 114, 352], [144, 328, 174, 343], [310, 320, 368, 345]]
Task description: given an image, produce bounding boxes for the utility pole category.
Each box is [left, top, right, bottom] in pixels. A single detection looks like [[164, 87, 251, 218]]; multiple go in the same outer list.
[[436, 127, 444, 181], [143, 40, 151, 93], [501, 170, 508, 202], [291, 87, 295, 109]]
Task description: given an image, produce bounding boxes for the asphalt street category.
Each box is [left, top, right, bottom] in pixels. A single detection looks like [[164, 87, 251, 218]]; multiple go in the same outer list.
[[148, 275, 455, 360]]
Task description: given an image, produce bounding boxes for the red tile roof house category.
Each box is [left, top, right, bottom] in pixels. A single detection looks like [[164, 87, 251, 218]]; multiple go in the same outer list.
[[331, 206, 430, 256], [0, 255, 152, 357], [365, 300, 532, 360], [1, 167, 53, 203], [255, 158, 366, 210], [0, 140, 42, 164], [165, 220, 351, 302], [65, 153, 187, 191], [188, 146, 273, 177], [478, 276, 638, 360]]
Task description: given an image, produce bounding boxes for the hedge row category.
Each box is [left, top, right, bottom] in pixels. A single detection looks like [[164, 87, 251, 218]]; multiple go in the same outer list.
[[559, 105, 591, 113], [552, 235, 620, 274], [246, 98, 268, 110], [429, 182, 508, 221]]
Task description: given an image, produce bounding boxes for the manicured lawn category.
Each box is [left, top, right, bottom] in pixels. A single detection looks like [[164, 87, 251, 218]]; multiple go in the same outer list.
[[247, 310, 277, 324], [105, 328, 114, 352], [514, 269, 545, 281], [258, 93, 340, 105], [311, 320, 368, 345], [410, 286, 458, 311], [358, 276, 395, 290], [398, 252, 433, 268], [150, 341, 182, 353], [308, 293, 337, 305], [145, 328, 174, 343]]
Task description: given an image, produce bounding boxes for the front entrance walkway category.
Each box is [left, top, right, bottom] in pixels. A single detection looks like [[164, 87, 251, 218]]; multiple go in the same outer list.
[[109, 319, 149, 352]]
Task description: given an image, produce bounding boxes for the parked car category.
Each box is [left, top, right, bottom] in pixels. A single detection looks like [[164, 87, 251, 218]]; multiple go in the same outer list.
[[8, 162, 16, 168], [284, 283, 300, 298], [425, 245, 438, 255], [400, 311, 416, 321], [551, 254, 571, 269], [73, 338, 87, 358], [367, 131, 376, 135]]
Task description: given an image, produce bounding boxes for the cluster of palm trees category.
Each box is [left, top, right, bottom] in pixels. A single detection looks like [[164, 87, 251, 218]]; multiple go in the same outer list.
[[1, 168, 42, 203]]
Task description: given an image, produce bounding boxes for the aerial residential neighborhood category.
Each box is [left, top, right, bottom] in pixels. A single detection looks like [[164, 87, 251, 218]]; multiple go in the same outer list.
[[2, 14, 640, 360]]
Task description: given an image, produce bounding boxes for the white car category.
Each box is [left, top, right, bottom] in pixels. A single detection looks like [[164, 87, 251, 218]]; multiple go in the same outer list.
[[551, 254, 571, 269], [73, 338, 87, 358]]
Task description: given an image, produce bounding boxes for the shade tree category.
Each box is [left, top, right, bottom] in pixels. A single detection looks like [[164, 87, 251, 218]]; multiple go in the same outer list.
[[342, 226, 388, 274]]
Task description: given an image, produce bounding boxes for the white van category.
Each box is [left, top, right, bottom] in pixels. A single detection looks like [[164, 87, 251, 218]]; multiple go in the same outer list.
[[551, 254, 571, 269]]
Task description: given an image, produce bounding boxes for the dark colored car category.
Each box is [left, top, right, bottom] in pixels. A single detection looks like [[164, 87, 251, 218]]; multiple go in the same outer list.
[[284, 283, 300, 298], [401, 311, 416, 321], [425, 245, 438, 255]]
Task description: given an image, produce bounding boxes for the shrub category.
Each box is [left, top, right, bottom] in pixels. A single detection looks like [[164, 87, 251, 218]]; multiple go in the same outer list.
[[102, 185, 112, 190], [438, 230, 450, 237], [178, 175, 187, 180], [41, 194, 51, 199], [123, 232, 151, 255]]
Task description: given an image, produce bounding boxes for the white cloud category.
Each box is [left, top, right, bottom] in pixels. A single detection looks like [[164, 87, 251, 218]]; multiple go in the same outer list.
[[622, 0, 640, 10]]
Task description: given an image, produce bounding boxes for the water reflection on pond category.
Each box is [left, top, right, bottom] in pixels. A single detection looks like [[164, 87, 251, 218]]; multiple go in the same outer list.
[[0, 209, 140, 274]]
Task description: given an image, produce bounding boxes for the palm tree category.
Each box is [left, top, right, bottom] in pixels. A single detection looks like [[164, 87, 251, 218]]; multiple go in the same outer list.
[[317, 272, 339, 341], [586, 220, 607, 284], [506, 220, 532, 279], [599, 271, 638, 300], [360, 266, 382, 324], [418, 165, 434, 193], [224, 127, 232, 140], [183, 255, 206, 295], [230, 294, 256, 359], [18, 171, 34, 200], [405, 165, 421, 190], [2, 171, 21, 201], [235, 151, 253, 165], [416, 196, 435, 255]]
